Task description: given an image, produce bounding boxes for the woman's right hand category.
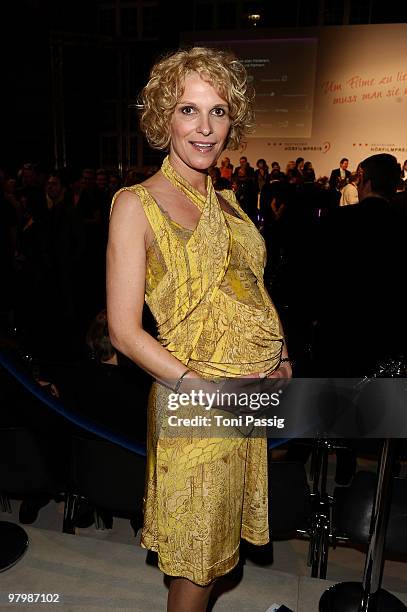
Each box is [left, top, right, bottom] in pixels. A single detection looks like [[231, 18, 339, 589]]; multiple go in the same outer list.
[[267, 361, 292, 379]]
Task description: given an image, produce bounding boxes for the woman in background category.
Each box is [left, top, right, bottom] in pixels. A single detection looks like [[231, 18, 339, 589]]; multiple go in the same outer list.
[[219, 155, 233, 184]]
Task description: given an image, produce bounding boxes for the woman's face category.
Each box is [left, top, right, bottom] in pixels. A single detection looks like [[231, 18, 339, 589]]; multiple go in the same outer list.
[[169, 72, 231, 174]]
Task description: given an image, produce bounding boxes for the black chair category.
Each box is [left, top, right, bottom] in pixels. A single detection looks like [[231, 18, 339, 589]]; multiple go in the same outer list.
[[294, 436, 384, 580], [269, 459, 312, 540], [242, 458, 312, 568], [0, 426, 65, 513], [320, 441, 407, 611], [333, 470, 407, 556], [0, 426, 65, 571], [63, 433, 146, 535], [0, 358, 72, 521], [284, 437, 357, 580]]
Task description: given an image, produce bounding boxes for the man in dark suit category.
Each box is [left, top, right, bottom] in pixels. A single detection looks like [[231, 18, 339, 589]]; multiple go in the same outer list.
[[232, 155, 255, 180], [329, 157, 351, 191], [302, 154, 406, 485], [313, 153, 405, 377]]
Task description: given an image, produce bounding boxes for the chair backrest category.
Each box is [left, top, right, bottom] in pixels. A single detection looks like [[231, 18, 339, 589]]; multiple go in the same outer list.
[[70, 434, 146, 515], [334, 470, 407, 556], [268, 459, 312, 539], [0, 426, 58, 495]]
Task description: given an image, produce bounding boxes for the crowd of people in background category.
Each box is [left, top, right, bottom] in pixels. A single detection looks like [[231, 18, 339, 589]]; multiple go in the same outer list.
[[1, 152, 406, 527], [210, 154, 407, 216], [0, 163, 156, 362], [1, 154, 406, 370]]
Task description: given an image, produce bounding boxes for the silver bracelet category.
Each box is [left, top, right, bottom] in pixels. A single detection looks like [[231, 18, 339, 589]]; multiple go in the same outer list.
[[173, 369, 191, 393]]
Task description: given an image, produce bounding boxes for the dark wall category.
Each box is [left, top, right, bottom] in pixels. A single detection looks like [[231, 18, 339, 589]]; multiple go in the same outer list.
[[2, 2, 51, 171], [1, 0, 99, 173]]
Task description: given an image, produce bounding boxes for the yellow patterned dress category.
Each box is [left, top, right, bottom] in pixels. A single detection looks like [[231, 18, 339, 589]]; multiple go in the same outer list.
[[110, 157, 283, 585]]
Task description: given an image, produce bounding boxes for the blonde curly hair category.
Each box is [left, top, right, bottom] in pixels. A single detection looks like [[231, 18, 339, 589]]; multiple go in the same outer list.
[[139, 47, 254, 151]]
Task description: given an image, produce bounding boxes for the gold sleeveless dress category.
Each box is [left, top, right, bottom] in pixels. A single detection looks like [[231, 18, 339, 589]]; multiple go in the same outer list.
[[110, 157, 283, 585]]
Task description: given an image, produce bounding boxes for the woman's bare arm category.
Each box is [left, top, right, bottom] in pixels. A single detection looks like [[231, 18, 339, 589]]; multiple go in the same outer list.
[[106, 189, 194, 386]]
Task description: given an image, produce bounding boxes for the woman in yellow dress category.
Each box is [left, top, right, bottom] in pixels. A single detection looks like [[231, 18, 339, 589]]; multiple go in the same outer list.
[[107, 47, 291, 612]]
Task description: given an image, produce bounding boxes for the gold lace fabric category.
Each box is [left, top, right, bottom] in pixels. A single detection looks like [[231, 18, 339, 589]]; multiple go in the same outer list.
[[146, 222, 265, 310], [110, 156, 283, 377]]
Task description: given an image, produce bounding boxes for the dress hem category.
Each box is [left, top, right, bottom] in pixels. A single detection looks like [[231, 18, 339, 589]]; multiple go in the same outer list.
[[241, 524, 269, 546], [140, 537, 241, 586], [140, 529, 269, 586]]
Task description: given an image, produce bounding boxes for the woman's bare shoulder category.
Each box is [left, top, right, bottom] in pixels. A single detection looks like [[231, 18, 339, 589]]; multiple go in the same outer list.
[[109, 187, 149, 238], [111, 185, 142, 209], [109, 179, 166, 247]]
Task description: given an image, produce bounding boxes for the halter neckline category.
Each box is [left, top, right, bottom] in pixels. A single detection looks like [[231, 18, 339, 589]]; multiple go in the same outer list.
[[161, 156, 211, 212]]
